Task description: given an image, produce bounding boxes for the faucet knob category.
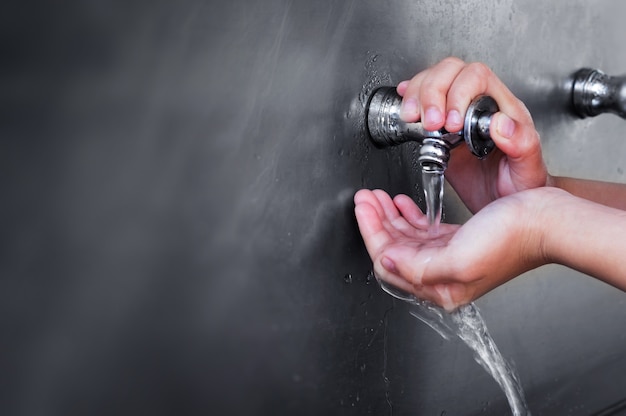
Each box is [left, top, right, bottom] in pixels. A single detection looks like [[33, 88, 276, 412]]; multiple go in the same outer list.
[[464, 95, 498, 158], [572, 68, 626, 119]]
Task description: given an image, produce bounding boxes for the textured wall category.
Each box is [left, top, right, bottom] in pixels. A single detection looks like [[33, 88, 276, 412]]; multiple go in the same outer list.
[[1, 0, 625, 415]]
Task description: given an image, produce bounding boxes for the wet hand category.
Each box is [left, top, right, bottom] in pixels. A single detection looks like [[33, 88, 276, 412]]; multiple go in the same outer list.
[[354, 188, 547, 310]]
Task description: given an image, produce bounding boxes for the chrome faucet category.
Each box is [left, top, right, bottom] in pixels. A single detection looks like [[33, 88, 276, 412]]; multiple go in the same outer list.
[[365, 87, 498, 173], [572, 68, 626, 119]]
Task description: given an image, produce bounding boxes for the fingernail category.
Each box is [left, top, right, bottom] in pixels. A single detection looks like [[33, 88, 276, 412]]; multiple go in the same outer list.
[[497, 113, 516, 139], [447, 109, 463, 128], [424, 107, 443, 127], [381, 256, 398, 274], [401, 98, 418, 120]]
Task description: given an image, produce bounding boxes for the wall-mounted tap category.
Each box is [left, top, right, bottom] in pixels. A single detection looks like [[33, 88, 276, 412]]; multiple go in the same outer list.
[[572, 68, 626, 119], [365, 87, 498, 173]]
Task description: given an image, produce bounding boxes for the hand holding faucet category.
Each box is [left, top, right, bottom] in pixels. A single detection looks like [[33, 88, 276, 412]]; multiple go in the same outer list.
[[395, 57, 548, 213]]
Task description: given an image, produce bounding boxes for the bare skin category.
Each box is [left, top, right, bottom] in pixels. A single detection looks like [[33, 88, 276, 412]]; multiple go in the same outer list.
[[354, 187, 626, 311], [354, 58, 626, 310]]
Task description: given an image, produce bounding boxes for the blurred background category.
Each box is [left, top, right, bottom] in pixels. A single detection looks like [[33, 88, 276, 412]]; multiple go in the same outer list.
[[1, 0, 626, 414]]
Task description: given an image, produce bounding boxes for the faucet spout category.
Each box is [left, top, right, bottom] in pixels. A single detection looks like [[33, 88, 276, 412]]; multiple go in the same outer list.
[[572, 68, 626, 119], [419, 137, 451, 173]]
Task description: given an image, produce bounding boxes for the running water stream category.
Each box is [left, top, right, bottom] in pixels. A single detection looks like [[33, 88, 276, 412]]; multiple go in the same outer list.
[[378, 167, 531, 416]]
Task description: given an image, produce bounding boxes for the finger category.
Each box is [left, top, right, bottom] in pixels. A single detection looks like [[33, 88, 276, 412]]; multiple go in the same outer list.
[[489, 111, 532, 159], [393, 194, 430, 231], [354, 189, 386, 220], [490, 112, 547, 192], [444, 62, 492, 132], [446, 62, 533, 131], [416, 57, 466, 131], [354, 202, 392, 259], [354, 189, 377, 207], [372, 190, 417, 236], [491, 111, 542, 161], [396, 80, 410, 96], [372, 189, 401, 220], [399, 71, 428, 122]]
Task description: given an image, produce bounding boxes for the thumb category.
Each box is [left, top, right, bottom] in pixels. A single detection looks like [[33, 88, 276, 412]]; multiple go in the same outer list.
[[490, 112, 518, 153], [490, 112, 547, 188], [490, 112, 540, 160]]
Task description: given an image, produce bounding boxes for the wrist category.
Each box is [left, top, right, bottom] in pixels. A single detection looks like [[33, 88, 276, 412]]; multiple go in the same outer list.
[[528, 186, 588, 268], [517, 187, 571, 268]]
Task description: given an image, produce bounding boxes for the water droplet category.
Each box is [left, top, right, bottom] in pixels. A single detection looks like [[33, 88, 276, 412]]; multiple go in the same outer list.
[[365, 271, 374, 284], [343, 273, 353, 283]]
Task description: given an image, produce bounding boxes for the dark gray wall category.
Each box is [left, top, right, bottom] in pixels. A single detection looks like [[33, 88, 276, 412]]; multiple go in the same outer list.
[[2, 0, 626, 415]]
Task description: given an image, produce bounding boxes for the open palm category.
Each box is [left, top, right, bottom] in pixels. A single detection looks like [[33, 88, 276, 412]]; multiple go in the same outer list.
[[354, 188, 544, 310]]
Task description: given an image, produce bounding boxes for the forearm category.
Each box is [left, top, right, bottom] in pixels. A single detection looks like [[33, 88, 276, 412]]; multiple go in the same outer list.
[[540, 188, 626, 291], [548, 175, 626, 211]]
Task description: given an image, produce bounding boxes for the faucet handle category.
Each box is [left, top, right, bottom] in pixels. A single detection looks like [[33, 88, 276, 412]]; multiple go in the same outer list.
[[572, 68, 626, 119], [464, 95, 498, 159]]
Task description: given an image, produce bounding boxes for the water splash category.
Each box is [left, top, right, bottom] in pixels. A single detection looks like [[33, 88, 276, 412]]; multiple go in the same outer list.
[[449, 304, 529, 416], [379, 278, 530, 415]]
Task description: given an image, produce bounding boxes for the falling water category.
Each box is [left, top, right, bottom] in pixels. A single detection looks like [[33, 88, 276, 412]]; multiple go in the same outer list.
[[376, 291, 531, 416], [378, 168, 531, 415], [421, 168, 444, 237]]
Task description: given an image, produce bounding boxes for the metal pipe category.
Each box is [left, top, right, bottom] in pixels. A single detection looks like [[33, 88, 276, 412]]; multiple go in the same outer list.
[[572, 68, 626, 119]]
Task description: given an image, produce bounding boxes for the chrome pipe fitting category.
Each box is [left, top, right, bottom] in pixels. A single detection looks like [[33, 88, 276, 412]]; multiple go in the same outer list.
[[572, 68, 626, 119]]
